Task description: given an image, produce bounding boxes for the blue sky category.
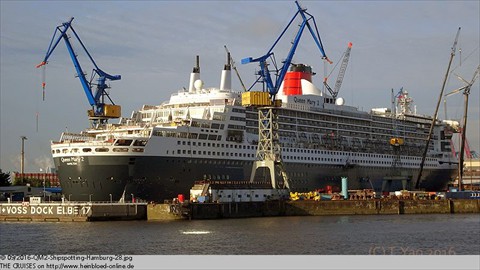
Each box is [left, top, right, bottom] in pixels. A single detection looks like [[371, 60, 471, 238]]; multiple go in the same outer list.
[[1, 0, 479, 173]]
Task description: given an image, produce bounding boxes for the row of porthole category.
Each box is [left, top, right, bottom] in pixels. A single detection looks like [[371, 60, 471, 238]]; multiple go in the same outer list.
[[283, 156, 436, 167], [168, 149, 436, 167], [177, 140, 257, 150], [175, 139, 436, 162], [173, 149, 254, 158], [218, 194, 264, 198]]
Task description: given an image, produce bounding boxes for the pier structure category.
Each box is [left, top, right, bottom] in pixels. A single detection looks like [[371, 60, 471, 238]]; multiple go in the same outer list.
[[0, 197, 146, 222], [249, 107, 290, 190]]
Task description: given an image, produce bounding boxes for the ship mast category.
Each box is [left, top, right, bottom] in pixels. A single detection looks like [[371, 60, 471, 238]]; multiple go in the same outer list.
[[416, 27, 460, 190]]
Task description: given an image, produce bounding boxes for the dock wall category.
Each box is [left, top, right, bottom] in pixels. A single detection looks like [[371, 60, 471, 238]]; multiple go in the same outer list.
[[89, 203, 146, 221], [147, 199, 480, 220], [450, 199, 480, 213], [2, 200, 477, 222], [147, 204, 185, 221]]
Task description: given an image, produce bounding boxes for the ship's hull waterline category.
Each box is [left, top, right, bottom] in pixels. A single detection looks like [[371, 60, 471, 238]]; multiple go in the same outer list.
[[54, 155, 456, 202]]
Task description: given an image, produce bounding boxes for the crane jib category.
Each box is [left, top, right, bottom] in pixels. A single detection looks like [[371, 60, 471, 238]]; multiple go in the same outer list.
[[36, 17, 121, 128], [241, 1, 331, 99]]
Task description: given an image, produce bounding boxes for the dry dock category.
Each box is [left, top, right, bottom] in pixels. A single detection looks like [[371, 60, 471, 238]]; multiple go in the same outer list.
[[0, 202, 147, 222], [147, 199, 480, 220]]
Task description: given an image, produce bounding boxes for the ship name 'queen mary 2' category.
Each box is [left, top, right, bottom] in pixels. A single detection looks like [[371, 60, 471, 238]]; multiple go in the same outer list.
[[48, 3, 458, 202]]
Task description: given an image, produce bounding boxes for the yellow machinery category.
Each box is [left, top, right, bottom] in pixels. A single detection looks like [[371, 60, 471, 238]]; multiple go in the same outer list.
[[390, 137, 404, 146], [241, 91, 271, 107], [88, 105, 121, 119]]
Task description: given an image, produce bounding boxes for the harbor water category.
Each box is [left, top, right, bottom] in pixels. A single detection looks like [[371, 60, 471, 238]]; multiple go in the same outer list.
[[1, 214, 479, 255]]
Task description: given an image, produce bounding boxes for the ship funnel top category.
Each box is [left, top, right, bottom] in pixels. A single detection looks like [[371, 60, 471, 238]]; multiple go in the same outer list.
[[189, 55, 201, 93], [282, 63, 314, 96], [193, 55, 200, 73], [220, 51, 232, 90], [224, 52, 231, 71]]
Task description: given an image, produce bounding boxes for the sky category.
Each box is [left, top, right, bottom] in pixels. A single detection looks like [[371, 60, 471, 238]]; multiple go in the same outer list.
[[1, 0, 479, 174]]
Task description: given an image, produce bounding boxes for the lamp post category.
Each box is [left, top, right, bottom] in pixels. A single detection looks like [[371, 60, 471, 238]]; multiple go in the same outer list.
[[20, 136, 27, 185], [109, 193, 112, 203], [40, 168, 45, 199], [89, 194, 93, 202]]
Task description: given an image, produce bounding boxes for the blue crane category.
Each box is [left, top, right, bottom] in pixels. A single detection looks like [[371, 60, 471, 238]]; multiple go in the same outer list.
[[241, 1, 331, 100], [36, 17, 121, 128]]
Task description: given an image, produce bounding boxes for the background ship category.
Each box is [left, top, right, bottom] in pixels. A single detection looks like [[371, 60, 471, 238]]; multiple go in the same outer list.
[[43, 3, 458, 202]]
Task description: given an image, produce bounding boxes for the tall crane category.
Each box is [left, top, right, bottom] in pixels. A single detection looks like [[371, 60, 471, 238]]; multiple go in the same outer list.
[[324, 42, 353, 99], [241, 0, 331, 101], [241, 1, 330, 190], [416, 27, 460, 190], [36, 17, 121, 128]]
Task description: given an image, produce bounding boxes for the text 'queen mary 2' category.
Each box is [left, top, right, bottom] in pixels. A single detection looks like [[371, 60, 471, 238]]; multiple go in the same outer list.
[[51, 52, 459, 202]]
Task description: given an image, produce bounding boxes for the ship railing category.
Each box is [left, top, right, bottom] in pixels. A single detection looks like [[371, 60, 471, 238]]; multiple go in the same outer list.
[[59, 132, 95, 143], [60, 200, 148, 205], [193, 180, 273, 189]]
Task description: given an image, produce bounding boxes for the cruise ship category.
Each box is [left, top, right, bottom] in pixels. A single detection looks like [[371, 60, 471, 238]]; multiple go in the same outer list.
[[51, 52, 459, 202]]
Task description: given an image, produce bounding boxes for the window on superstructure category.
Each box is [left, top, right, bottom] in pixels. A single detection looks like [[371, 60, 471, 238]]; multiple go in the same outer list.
[[115, 140, 133, 146], [133, 140, 148, 146]]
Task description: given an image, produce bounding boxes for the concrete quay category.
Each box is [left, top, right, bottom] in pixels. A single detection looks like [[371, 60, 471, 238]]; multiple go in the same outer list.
[[147, 199, 480, 220]]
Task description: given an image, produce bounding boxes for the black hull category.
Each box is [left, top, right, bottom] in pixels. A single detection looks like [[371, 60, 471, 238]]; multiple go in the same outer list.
[[54, 155, 457, 202], [53, 156, 133, 201]]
